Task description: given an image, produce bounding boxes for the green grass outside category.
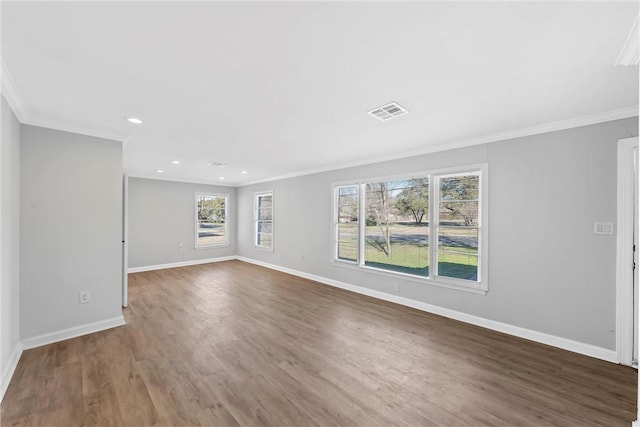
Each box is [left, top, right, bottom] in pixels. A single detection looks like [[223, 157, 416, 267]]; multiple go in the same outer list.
[[437, 250, 478, 280], [365, 240, 429, 269], [337, 226, 478, 280], [437, 262, 477, 280], [337, 242, 358, 261]]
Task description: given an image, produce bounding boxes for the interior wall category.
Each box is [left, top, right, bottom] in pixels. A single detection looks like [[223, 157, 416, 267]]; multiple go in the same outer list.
[[127, 177, 237, 268], [20, 125, 123, 340], [1, 95, 21, 388], [237, 117, 639, 351]]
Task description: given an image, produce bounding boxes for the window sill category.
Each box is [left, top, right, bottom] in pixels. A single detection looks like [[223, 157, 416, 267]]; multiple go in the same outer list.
[[253, 245, 274, 253], [195, 243, 230, 250], [331, 260, 487, 295]]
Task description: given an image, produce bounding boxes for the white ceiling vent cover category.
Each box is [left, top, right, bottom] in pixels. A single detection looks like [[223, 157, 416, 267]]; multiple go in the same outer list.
[[208, 162, 228, 168], [368, 102, 409, 121]]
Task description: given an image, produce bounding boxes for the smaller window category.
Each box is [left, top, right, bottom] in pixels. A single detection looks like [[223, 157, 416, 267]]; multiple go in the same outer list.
[[254, 191, 273, 250], [434, 172, 481, 282], [195, 193, 228, 248], [335, 185, 359, 262]]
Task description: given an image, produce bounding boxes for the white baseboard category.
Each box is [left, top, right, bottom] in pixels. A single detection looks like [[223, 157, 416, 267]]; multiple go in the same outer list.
[[128, 256, 236, 273], [21, 315, 126, 350], [237, 257, 618, 364], [1, 342, 23, 403], [0, 256, 620, 407]]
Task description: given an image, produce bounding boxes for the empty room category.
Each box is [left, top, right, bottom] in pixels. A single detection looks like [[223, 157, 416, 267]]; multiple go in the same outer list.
[[1, 1, 640, 426]]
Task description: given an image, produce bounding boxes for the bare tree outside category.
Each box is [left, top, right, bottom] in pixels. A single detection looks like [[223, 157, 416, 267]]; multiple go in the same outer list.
[[439, 175, 479, 227], [396, 178, 430, 225], [338, 173, 479, 280], [363, 179, 429, 276], [366, 182, 394, 257], [437, 174, 480, 280]]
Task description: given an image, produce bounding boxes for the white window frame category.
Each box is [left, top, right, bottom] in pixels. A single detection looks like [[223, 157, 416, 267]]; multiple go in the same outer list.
[[254, 190, 274, 252], [195, 192, 230, 249], [334, 184, 360, 264], [331, 164, 488, 294]]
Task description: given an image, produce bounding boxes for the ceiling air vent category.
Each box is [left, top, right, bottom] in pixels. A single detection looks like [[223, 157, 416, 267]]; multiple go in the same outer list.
[[368, 102, 408, 121], [208, 162, 228, 168]]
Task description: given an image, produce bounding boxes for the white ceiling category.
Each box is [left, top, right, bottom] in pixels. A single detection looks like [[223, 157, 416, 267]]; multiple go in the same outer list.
[[2, 1, 638, 186]]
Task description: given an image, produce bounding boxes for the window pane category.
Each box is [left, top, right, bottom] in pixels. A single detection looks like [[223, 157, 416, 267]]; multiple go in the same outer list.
[[197, 195, 227, 246], [438, 253, 478, 281], [337, 223, 358, 261], [255, 192, 273, 249], [257, 233, 272, 247], [336, 185, 359, 261], [439, 174, 479, 201], [439, 174, 479, 228], [438, 227, 478, 255], [437, 172, 480, 281], [258, 195, 272, 209], [338, 186, 358, 223], [258, 221, 272, 233], [258, 207, 273, 221], [364, 178, 429, 276], [439, 201, 478, 226]]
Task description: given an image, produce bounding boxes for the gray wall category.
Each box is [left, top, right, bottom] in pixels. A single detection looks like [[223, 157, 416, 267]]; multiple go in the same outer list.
[[20, 125, 123, 339], [238, 117, 639, 350], [1, 96, 21, 382], [127, 178, 237, 268]]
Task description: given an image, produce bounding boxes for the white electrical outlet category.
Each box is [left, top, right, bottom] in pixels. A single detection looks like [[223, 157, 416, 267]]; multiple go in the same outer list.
[[79, 291, 90, 304]]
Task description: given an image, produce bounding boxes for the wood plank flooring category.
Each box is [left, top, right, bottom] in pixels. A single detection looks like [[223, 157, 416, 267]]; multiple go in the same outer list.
[[1, 260, 637, 426]]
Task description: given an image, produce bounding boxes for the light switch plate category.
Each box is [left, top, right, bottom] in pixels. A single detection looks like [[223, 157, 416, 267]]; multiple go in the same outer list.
[[593, 222, 614, 235]]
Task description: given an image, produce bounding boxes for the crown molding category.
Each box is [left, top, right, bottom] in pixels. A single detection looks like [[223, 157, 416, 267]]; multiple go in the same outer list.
[[1, 59, 30, 122], [2, 58, 125, 141], [22, 118, 126, 142], [421, 105, 639, 154], [242, 105, 639, 186], [616, 14, 639, 66], [127, 172, 239, 188], [2, 49, 636, 188]]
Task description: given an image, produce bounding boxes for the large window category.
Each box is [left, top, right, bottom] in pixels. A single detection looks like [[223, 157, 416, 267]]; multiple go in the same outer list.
[[254, 191, 273, 250], [195, 193, 228, 247], [364, 178, 430, 276], [333, 165, 486, 292]]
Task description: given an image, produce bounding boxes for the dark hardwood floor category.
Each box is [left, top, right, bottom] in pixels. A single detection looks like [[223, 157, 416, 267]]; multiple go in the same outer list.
[[1, 260, 637, 426]]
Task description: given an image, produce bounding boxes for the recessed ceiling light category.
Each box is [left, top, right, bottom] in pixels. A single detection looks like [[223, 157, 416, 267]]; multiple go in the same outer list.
[[241, 170, 248, 174], [155, 169, 164, 173], [171, 160, 180, 165], [127, 117, 143, 124], [219, 176, 225, 180]]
